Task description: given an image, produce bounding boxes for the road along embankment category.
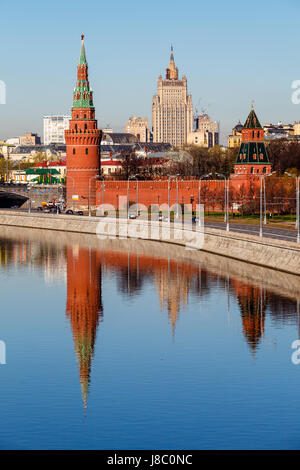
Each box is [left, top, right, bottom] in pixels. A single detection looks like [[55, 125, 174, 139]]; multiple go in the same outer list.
[[0, 211, 299, 276]]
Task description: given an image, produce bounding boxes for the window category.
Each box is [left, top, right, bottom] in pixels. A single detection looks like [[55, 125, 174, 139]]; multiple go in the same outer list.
[[73, 148, 76, 155], [85, 148, 88, 155]]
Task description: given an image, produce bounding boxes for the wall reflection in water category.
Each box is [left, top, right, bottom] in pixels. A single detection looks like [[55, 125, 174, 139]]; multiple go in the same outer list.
[[1, 236, 300, 407]]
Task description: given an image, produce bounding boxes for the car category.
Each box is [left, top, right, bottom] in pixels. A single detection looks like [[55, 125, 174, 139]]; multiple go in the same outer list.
[[128, 213, 137, 219], [66, 209, 74, 215]]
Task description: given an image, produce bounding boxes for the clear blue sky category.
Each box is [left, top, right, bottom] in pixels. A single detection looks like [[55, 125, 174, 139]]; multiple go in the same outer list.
[[1, 0, 300, 144]]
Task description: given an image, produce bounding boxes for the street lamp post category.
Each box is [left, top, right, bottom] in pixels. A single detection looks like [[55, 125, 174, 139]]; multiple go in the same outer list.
[[260, 176, 263, 237], [167, 174, 179, 222], [57, 185, 63, 214], [226, 178, 230, 231], [263, 177, 267, 225], [168, 179, 170, 222], [99, 176, 105, 216], [67, 173, 75, 212], [297, 176, 300, 243], [28, 183, 33, 214], [198, 173, 212, 227], [262, 171, 276, 225], [285, 172, 300, 242], [89, 174, 99, 217], [127, 175, 139, 217], [215, 172, 229, 230]]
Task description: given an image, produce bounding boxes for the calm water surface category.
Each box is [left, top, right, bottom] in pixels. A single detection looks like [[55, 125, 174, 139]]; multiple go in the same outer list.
[[0, 228, 300, 450]]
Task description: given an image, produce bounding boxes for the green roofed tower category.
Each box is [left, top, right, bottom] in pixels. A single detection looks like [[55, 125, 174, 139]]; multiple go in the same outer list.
[[65, 34, 102, 210], [234, 104, 272, 176]]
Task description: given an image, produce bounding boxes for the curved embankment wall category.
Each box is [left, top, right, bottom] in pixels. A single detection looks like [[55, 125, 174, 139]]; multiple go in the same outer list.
[[0, 211, 299, 276]]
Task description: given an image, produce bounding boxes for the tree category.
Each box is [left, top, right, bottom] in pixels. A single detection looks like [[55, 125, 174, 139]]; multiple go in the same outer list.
[[267, 138, 300, 174]]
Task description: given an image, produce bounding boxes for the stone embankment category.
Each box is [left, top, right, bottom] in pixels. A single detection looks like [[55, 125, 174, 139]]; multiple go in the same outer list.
[[0, 211, 299, 276]]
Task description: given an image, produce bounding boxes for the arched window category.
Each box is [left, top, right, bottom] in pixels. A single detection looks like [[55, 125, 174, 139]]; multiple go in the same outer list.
[[73, 148, 76, 155], [85, 148, 88, 155], [263, 167, 267, 174], [251, 167, 254, 174]]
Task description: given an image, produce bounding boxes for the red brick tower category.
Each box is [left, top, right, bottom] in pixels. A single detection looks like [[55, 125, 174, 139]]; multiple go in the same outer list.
[[234, 104, 272, 176], [65, 34, 102, 210]]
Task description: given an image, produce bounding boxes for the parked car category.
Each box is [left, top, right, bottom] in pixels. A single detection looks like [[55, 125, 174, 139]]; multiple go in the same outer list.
[[128, 213, 137, 219]]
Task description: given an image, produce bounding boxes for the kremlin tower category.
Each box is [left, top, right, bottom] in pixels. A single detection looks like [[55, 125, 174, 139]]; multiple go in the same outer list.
[[234, 104, 272, 176], [65, 35, 102, 210]]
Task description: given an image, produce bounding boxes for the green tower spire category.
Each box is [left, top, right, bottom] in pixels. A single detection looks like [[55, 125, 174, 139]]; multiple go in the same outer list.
[[79, 34, 87, 65], [72, 34, 94, 109], [243, 102, 262, 129]]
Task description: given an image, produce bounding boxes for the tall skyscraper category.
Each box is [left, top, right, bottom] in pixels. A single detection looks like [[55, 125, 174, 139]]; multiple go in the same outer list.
[[152, 47, 193, 147], [65, 35, 102, 209]]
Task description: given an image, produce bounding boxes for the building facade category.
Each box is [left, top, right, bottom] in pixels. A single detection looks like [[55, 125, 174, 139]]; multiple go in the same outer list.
[[188, 114, 219, 148], [228, 121, 243, 148], [65, 35, 102, 209], [125, 116, 151, 142], [44, 115, 71, 145], [187, 129, 219, 148], [19, 133, 41, 146], [234, 105, 272, 175], [152, 47, 193, 147]]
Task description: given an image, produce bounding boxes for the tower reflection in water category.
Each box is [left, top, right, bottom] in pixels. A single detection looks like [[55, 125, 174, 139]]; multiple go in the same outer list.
[[65, 246, 103, 409], [232, 282, 267, 352]]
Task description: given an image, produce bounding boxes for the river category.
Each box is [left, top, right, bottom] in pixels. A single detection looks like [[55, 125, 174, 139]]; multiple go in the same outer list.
[[0, 226, 299, 450]]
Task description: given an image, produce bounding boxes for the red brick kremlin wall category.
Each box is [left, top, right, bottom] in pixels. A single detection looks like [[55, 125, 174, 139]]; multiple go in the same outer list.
[[95, 177, 260, 211]]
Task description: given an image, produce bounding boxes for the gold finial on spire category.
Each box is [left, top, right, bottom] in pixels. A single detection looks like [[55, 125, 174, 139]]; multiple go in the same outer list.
[[251, 100, 254, 110], [81, 33, 84, 42]]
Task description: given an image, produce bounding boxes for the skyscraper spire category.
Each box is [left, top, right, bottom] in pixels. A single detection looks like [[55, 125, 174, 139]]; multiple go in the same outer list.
[[170, 44, 174, 61], [166, 45, 178, 80]]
